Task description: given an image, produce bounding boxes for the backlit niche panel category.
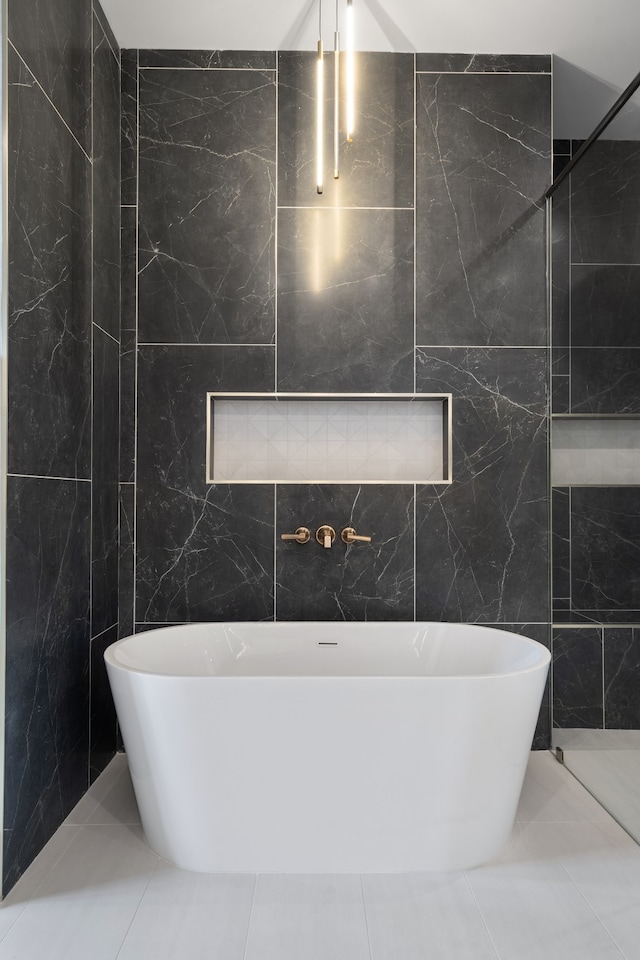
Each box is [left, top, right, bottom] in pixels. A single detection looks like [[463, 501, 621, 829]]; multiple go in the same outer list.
[[207, 394, 451, 484]]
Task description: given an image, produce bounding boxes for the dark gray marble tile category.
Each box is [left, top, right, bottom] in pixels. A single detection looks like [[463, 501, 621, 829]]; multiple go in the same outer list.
[[571, 265, 640, 348], [551, 179, 570, 357], [8, 49, 92, 479], [93, 0, 119, 60], [275, 485, 414, 621], [415, 348, 549, 623], [93, 15, 121, 342], [277, 208, 414, 392], [120, 206, 137, 483], [92, 483, 119, 639], [552, 376, 570, 415], [93, 327, 120, 488], [119, 484, 135, 640], [138, 68, 276, 344], [416, 53, 551, 73], [278, 51, 414, 209], [4, 477, 91, 892], [92, 328, 119, 639], [8, 0, 92, 154], [488, 623, 551, 749], [90, 624, 118, 784], [571, 140, 640, 265], [552, 628, 603, 729], [121, 50, 138, 207], [552, 487, 571, 607], [137, 344, 274, 487], [571, 487, 640, 612], [571, 348, 640, 414], [139, 50, 276, 69], [136, 482, 275, 623], [604, 627, 640, 729], [416, 73, 550, 346], [552, 348, 569, 376]]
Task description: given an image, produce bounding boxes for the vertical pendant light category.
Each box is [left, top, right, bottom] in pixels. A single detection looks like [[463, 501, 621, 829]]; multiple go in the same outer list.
[[316, 0, 324, 194], [333, 0, 340, 179], [345, 0, 355, 142]]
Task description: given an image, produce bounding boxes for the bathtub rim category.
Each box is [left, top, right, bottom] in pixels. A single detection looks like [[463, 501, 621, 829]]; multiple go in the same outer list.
[[104, 621, 551, 682]]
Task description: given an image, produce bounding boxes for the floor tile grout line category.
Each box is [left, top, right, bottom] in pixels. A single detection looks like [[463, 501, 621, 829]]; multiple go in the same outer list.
[[242, 874, 259, 960], [463, 871, 503, 960], [0, 824, 82, 941], [555, 858, 631, 960], [113, 856, 162, 960], [360, 874, 374, 960]]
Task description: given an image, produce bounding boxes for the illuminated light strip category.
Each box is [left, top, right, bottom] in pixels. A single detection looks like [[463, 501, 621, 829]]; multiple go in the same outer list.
[[345, 0, 355, 142], [316, 39, 324, 194]]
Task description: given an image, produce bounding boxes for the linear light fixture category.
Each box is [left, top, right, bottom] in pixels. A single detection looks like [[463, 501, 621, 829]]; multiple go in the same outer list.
[[345, 0, 355, 142], [316, 0, 324, 193], [315, 0, 356, 192], [333, 0, 340, 179]]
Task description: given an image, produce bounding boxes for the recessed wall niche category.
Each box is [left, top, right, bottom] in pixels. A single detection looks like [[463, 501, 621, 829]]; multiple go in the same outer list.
[[207, 395, 451, 484]]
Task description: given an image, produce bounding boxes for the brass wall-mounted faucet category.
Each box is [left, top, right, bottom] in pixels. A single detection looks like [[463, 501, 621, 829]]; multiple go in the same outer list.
[[316, 525, 336, 548], [341, 527, 372, 544], [280, 527, 311, 544], [279, 525, 372, 547]]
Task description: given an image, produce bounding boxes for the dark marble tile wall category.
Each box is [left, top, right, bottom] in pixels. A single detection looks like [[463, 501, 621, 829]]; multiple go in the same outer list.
[[4, 0, 121, 894], [553, 625, 640, 731], [125, 54, 551, 744], [552, 139, 640, 414]]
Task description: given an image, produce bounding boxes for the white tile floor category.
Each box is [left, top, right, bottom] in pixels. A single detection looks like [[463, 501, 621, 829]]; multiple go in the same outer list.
[[1, 751, 640, 959]]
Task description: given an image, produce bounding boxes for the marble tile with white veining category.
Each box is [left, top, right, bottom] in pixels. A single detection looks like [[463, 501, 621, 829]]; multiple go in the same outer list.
[[275, 484, 415, 621], [571, 347, 640, 414], [416, 72, 550, 346], [604, 627, 640, 730], [571, 140, 640, 265], [90, 624, 118, 784], [415, 348, 549, 623], [138, 67, 276, 344], [552, 628, 603, 729], [416, 53, 551, 73], [552, 486, 571, 608], [8, 48, 92, 479], [121, 50, 138, 207], [8, 0, 92, 154], [4, 477, 91, 893], [277, 208, 414, 392], [119, 484, 135, 640], [139, 49, 276, 69], [93, 12, 121, 342], [278, 51, 414, 209], [136, 482, 275, 623], [571, 265, 640, 348], [570, 487, 640, 612], [137, 344, 275, 488]]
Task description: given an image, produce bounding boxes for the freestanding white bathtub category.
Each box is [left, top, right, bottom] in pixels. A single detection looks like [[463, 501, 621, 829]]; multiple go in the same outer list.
[[104, 622, 549, 873]]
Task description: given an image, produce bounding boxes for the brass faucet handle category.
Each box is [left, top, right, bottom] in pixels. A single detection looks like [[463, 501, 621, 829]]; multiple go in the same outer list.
[[280, 527, 311, 544], [316, 525, 336, 549], [341, 526, 372, 544]]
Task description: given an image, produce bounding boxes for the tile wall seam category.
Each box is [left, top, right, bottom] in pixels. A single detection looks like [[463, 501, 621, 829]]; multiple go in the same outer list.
[[415, 70, 552, 76], [138, 342, 276, 348], [138, 66, 277, 72], [133, 49, 139, 632], [6, 474, 92, 482], [93, 321, 120, 346], [7, 40, 92, 165]]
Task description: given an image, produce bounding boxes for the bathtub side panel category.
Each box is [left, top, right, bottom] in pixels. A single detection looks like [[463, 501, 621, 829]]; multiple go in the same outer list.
[[108, 669, 548, 872]]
